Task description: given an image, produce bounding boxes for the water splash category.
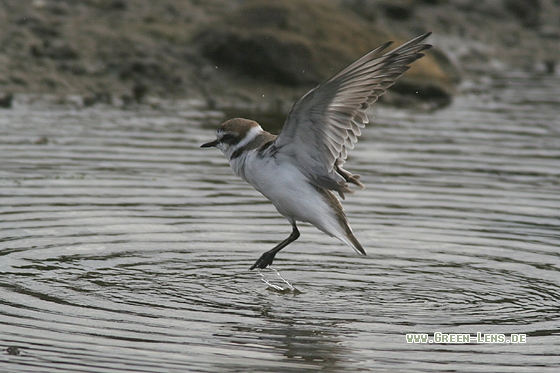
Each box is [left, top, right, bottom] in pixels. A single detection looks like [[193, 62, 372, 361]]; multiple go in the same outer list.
[[257, 267, 298, 293]]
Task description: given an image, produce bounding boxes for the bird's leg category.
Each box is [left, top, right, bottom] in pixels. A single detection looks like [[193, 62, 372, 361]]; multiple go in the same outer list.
[[250, 224, 300, 270]]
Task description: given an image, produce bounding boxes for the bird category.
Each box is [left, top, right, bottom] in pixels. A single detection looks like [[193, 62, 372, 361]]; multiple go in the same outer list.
[[201, 32, 432, 270]]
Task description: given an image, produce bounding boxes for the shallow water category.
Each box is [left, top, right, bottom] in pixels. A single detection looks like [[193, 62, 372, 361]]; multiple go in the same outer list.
[[1, 73, 559, 372]]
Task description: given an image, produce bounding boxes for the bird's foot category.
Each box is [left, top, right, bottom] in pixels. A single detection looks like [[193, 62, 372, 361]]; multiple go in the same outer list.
[[250, 251, 277, 270]]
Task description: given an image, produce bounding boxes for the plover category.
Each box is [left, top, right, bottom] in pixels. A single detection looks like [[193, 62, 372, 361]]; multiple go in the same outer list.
[[202, 33, 432, 269]]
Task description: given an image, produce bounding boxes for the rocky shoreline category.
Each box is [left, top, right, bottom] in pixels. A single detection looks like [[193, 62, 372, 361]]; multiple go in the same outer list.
[[0, 0, 558, 111]]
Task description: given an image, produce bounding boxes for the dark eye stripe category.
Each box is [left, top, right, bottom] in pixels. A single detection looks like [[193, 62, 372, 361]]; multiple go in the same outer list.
[[221, 134, 240, 145]]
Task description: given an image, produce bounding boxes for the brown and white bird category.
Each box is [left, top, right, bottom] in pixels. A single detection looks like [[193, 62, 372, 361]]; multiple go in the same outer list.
[[201, 33, 432, 269]]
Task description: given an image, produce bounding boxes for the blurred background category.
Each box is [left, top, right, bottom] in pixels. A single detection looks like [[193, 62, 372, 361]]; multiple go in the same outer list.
[[1, 0, 558, 111]]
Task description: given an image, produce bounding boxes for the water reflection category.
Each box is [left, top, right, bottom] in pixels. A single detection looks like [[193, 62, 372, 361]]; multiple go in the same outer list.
[[222, 316, 348, 372]]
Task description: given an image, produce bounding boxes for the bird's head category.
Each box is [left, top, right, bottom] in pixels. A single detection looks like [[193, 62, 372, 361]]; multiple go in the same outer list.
[[201, 118, 264, 160]]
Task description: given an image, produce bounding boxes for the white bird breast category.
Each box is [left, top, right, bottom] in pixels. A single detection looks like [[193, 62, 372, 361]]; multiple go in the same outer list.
[[237, 152, 339, 231]]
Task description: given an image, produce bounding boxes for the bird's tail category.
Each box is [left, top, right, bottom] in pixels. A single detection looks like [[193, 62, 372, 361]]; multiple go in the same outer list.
[[316, 187, 367, 255], [342, 227, 366, 255]]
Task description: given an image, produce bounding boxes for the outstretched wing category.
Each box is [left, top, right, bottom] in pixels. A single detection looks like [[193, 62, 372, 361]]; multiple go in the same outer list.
[[272, 32, 432, 198]]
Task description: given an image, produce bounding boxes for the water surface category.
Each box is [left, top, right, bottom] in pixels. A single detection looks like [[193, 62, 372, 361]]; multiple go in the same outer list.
[[1, 73, 559, 372]]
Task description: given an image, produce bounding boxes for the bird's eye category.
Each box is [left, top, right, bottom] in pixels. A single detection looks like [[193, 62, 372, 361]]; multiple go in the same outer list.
[[221, 134, 234, 143]]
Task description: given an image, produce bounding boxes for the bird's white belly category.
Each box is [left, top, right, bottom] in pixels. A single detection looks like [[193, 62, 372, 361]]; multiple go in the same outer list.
[[240, 156, 328, 224], [229, 151, 356, 249]]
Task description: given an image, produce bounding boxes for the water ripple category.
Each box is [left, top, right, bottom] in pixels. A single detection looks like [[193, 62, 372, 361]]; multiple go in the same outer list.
[[2, 75, 560, 372]]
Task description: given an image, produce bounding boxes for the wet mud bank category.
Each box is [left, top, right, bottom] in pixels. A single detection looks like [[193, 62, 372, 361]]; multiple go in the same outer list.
[[0, 0, 558, 111]]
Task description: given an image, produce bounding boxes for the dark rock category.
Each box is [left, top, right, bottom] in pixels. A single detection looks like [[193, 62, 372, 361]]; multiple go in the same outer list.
[[381, 0, 415, 20], [504, 0, 540, 28], [543, 59, 555, 74], [195, 0, 385, 87], [195, 0, 456, 106], [383, 81, 452, 109], [110, 0, 127, 10], [197, 30, 318, 86], [6, 346, 20, 355], [132, 82, 148, 103], [0, 93, 14, 108]]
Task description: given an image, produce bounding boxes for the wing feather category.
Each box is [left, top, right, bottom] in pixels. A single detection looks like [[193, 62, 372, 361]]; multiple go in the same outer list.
[[272, 32, 432, 197]]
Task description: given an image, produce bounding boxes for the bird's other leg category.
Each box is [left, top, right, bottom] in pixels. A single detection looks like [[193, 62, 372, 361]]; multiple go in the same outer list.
[[250, 224, 300, 270]]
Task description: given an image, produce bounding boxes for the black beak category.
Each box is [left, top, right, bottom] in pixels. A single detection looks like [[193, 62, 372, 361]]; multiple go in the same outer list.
[[201, 139, 219, 148]]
